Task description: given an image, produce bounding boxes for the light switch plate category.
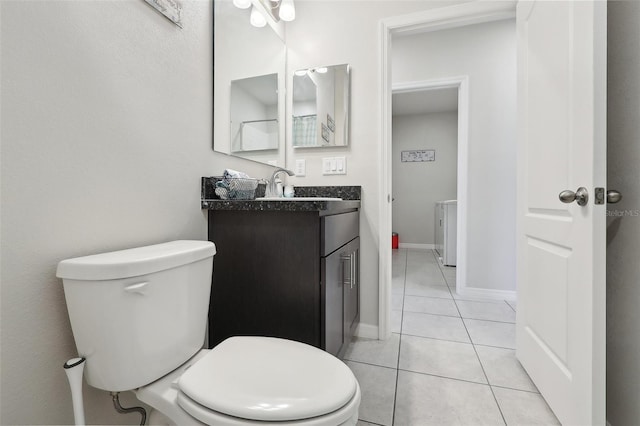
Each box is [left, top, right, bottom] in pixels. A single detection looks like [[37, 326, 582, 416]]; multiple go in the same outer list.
[[322, 158, 332, 174], [322, 157, 347, 175], [295, 159, 306, 176]]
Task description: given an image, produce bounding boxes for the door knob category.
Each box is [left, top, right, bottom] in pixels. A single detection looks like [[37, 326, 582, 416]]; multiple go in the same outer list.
[[607, 190, 622, 204], [559, 187, 589, 206]]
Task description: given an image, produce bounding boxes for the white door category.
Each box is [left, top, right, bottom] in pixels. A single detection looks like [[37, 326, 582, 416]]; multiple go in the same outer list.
[[516, 1, 606, 425]]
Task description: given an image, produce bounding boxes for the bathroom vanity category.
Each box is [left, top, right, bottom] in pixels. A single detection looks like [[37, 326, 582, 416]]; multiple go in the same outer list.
[[202, 184, 361, 359]]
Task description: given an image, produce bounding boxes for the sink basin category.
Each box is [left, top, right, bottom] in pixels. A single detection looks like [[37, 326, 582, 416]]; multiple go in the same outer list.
[[255, 197, 343, 201]]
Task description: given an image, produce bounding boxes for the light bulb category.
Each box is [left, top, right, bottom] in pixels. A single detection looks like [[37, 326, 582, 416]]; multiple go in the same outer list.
[[233, 0, 251, 9], [250, 5, 267, 27], [316, 67, 328, 73], [279, 0, 295, 21]]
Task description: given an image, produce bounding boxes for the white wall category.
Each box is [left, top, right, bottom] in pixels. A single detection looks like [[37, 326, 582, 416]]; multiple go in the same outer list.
[[606, 1, 640, 424], [392, 112, 458, 245], [392, 19, 517, 293], [285, 0, 470, 334], [0, 1, 273, 424]]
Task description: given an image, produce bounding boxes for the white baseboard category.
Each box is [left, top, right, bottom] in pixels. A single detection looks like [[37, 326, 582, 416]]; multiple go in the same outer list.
[[354, 323, 379, 339], [398, 243, 435, 250], [456, 286, 517, 302]]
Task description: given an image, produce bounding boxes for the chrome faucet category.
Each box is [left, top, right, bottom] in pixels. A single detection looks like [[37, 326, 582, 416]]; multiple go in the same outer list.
[[265, 167, 295, 198]]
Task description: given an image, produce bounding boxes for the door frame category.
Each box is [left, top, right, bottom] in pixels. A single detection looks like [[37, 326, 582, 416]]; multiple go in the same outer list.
[[378, 1, 517, 339], [392, 77, 469, 297]]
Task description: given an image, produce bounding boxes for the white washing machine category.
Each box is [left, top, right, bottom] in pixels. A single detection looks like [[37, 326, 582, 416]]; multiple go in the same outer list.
[[435, 200, 457, 266]]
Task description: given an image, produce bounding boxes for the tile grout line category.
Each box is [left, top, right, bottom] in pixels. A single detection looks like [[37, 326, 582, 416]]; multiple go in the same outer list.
[[440, 248, 508, 426], [390, 249, 409, 426], [346, 358, 541, 395], [403, 309, 516, 325], [397, 331, 516, 350], [407, 293, 508, 306], [490, 383, 541, 395], [430, 249, 456, 300], [346, 359, 398, 372]]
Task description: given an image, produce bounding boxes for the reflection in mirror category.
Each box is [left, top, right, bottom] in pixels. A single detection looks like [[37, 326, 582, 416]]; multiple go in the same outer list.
[[213, 0, 286, 167], [292, 64, 350, 148], [231, 74, 278, 153]]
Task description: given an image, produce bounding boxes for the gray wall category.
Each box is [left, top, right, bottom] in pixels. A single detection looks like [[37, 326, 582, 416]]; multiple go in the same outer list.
[[606, 1, 640, 424], [392, 112, 458, 246], [0, 1, 272, 424]]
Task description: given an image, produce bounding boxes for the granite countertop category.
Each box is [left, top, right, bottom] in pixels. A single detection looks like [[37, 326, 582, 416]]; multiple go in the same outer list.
[[201, 198, 361, 213], [201, 179, 361, 213]]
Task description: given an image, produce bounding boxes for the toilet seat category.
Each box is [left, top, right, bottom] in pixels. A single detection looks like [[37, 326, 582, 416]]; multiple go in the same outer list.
[[176, 384, 361, 426], [136, 337, 360, 426], [178, 336, 358, 423]]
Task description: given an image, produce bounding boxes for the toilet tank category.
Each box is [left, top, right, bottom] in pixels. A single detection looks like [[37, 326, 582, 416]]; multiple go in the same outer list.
[[57, 240, 216, 392]]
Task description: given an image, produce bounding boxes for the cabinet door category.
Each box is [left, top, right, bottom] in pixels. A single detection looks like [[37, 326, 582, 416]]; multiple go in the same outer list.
[[344, 238, 360, 343], [208, 210, 321, 348], [322, 251, 344, 357]]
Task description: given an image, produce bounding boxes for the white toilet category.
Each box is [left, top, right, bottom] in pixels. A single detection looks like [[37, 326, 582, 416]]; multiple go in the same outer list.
[[56, 240, 360, 425]]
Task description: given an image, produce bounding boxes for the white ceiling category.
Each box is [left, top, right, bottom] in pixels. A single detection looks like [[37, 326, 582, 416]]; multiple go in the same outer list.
[[392, 87, 458, 116]]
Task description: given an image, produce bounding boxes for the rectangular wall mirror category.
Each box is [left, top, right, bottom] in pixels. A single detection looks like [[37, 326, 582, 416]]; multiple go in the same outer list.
[[292, 64, 350, 148], [230, 73, 279, 153], [213, 0, 286, 167]]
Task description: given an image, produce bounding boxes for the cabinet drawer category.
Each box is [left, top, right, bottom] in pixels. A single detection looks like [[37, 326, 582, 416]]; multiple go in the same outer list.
[[322, 211, 359, 256]]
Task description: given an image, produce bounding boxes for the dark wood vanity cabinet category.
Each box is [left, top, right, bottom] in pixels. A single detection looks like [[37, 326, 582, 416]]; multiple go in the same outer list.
[[321, 213, 360, 358], [207, 208, 359, 358], [322, 237, 359, 357]]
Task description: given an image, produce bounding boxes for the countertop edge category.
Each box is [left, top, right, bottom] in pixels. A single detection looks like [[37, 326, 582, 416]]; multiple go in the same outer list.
[[201, 199, 361, 213]]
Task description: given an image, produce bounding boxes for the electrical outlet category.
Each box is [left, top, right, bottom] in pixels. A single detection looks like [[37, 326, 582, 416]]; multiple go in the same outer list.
[[295, 159, 306, 176]]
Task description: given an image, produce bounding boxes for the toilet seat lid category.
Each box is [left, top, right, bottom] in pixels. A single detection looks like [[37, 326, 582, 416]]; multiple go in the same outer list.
[[177, 336, 357, 422]]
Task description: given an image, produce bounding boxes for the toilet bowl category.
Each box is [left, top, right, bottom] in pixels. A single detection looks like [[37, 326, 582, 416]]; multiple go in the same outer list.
[[57, 240, 360, 425]]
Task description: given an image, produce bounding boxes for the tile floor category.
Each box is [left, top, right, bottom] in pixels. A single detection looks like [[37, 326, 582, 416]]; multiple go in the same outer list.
[[345, 248, 560, 426]]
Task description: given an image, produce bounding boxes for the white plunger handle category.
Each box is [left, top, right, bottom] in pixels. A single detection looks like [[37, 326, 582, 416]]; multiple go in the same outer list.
[[64, 357, 86, 426]]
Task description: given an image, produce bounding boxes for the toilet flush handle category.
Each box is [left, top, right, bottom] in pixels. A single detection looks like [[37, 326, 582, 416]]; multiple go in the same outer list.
[[124, 282, 148, 295]]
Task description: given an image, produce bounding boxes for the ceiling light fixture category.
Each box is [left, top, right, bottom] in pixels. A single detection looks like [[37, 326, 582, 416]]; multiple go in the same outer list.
[[279, 0, 296, 21], [250, 4, 267, 27], [234, 0, 296, 25], [233, 0, 252, 9]]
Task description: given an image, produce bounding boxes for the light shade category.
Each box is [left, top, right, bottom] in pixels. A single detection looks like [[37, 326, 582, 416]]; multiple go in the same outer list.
[[279, 0, 296, 21], [233, 0, 252, 9], [250, 5, 267, 27]]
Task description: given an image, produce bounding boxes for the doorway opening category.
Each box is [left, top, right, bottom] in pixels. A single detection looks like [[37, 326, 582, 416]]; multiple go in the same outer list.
[[391, 79, 469, 296], [379, 2, 518, 340]]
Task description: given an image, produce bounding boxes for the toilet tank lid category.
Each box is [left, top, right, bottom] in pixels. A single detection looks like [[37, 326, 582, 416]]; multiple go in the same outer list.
[[56, 240, 216, 281]]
